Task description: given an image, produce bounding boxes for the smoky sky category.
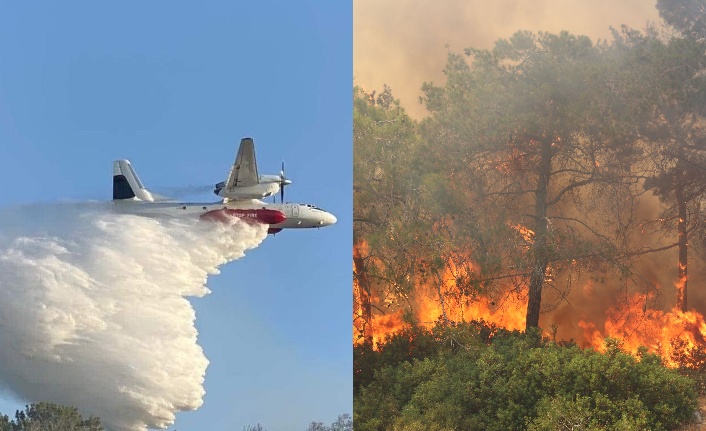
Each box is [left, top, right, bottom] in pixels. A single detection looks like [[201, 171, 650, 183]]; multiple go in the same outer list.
[[354, 0, 660, 118]]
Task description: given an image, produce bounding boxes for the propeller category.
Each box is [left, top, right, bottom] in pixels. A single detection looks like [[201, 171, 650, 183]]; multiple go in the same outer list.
[[278, 160, 292, 203]]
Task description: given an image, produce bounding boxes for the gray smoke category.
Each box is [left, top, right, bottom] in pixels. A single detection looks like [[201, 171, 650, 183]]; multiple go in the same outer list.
[[0, 202, 267, 430]]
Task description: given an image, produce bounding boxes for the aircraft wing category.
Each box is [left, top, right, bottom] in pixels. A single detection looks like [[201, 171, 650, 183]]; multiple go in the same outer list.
[[224, 137, 260, 189]]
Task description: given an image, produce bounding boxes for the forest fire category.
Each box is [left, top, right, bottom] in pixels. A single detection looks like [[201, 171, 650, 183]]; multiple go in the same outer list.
[[354, 249, 527, 347], [354, 285, 529, 347], [578, 277, 706, 368], [354, 246, 706, 368]]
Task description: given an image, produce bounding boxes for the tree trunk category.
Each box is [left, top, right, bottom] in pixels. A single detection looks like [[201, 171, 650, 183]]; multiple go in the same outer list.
[[353, 244, 373, 344], [675, 147, 688, 312], [526, 137, 552, 330]]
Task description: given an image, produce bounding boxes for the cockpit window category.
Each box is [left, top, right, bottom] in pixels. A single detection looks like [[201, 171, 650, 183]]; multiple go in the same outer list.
[[302, 203, 324, 211]]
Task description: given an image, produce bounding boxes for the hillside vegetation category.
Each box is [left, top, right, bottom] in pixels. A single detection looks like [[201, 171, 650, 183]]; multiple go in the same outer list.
[[354, 324, 698, 431]]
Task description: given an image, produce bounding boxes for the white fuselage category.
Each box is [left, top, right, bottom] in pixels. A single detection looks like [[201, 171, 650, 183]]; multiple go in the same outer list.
[[114, 199, 337, 229]]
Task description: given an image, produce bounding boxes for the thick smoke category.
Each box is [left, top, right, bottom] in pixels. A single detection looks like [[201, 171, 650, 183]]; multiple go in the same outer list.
[[0, 202, 267, 430], [354, 0, 660, 118]]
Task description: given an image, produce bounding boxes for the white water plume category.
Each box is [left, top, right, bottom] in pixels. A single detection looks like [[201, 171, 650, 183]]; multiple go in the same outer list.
[[0, 202, 268, 430]]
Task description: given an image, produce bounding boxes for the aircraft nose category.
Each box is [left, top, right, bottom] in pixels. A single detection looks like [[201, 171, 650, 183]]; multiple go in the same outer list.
[[316, 211, 337, 227]]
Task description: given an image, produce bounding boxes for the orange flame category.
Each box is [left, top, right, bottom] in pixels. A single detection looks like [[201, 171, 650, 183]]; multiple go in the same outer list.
[[353, 250, 527, 349], [354, 243, 706, 367], [577, 276, 706, 367]]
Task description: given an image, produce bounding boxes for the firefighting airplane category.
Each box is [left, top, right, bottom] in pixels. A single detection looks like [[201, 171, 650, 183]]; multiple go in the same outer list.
[[112, 138, 337, 234]]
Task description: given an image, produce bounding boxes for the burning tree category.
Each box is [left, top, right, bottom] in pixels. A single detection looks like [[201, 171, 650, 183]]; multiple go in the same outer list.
[[354, 83, 509, 346], [353, 85, 489, 345], [353, 85, 429, 344], [619, 12, 706, 312], [420, 30, 645, 330]]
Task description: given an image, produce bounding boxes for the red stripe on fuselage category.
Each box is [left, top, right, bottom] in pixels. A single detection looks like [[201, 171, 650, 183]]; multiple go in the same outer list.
[[200, 208, 287, 225]]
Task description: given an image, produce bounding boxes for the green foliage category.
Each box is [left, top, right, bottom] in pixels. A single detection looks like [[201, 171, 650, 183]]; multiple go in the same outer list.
[[0, 403, 102, 431], [306, 414, 353, 431], [354, 325, 441, 396], [528, 394, 651, 431], [354, 324, 697, 431], [354, 321, 512, 395], [328, 414, 353, 431], [353, 85, 433, 292], [657, 0, 706, 41]]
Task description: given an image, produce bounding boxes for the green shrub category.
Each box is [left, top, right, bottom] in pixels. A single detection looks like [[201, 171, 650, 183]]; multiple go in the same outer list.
[[354, 324, 697, 431]]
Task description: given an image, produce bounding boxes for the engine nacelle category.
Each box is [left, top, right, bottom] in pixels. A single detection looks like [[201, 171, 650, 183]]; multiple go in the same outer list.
[[214, 181, 279, 199]]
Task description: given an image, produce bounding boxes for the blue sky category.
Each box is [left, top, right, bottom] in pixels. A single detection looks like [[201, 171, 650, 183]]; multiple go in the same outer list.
[[0, 2, 351, 430]]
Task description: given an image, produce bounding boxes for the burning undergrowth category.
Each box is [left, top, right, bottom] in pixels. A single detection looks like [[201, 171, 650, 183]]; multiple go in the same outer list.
[[354, 237, 706, 371]]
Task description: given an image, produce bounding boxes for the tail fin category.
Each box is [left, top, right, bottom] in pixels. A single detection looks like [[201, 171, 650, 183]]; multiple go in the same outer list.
[[113, 160, 156, 202]]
